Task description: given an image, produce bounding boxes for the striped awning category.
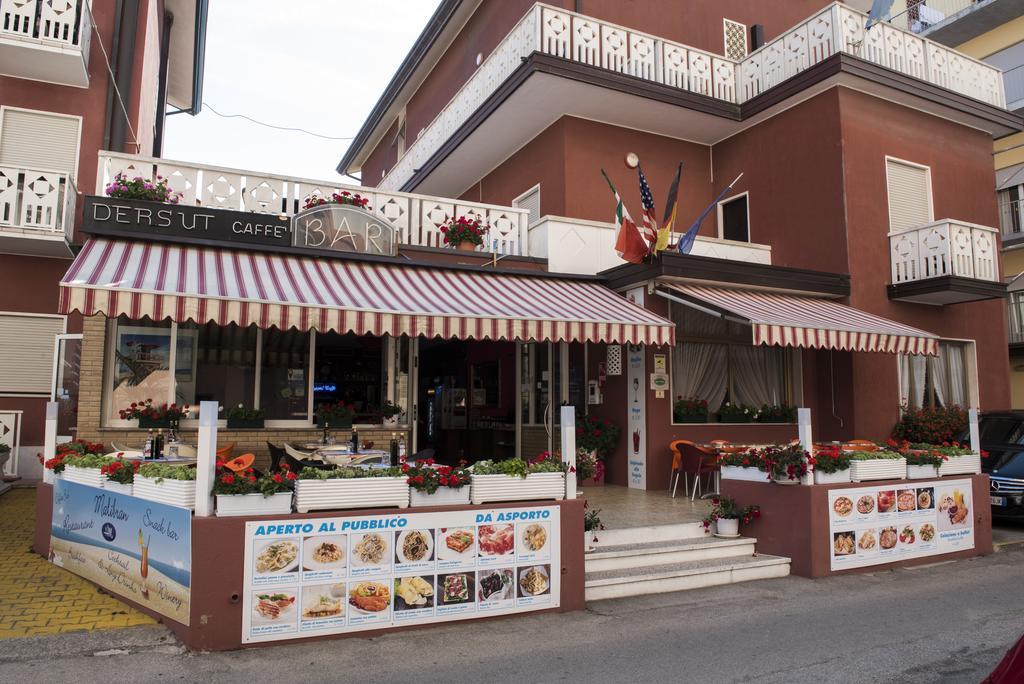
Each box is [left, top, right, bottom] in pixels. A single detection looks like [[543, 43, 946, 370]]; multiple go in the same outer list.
[[662, 283, 938, 355], [59, 239, 674, 345]]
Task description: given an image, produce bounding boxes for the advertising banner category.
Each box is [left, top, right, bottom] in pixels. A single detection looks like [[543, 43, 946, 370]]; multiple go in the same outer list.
[[828, 479, 974, 571], [50, 480, 192, 624], [241, 506, 561, 643]]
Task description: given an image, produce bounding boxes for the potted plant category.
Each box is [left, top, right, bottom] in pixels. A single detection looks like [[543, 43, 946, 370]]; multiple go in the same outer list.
[[927, 442, 984, 477], [119, 399, 191, 429], [584, 501, 604, 552], [105, 172, 183, 204], [470, 452, 567, 505], [754, 404, 797, 423], [575, 447, 605, 486], [294, 465, 408, 513], [134, 462, 197, 509], [891, 405, 967, 445], [763, 444, 809, 484], [440, 215, 487, 251], [673, 396, 708, 423], [214, 464, 295, 516], [575, 415, 618, 487], [226, 404, 265, 429], [848, 451, 907, 482], [718, 449, 769, 482], [315, 401, 355, 433], [63, 453, 116, 488], [100, 457, 139, 495], [904, 449, 943, 479], [381, 400, 404, 427], [302, 189, 371, 211], [716, 402, 754, 423], [405, 459, 472, 506], [810, 445, 852, 484], [41, 440, 107, 484], [702, 496, 760, 538]]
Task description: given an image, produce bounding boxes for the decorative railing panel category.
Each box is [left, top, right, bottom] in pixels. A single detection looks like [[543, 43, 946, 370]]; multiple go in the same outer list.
[[890, 219, 999, 285], [0, 0, 90, 63], [0, 165, 75, 240]]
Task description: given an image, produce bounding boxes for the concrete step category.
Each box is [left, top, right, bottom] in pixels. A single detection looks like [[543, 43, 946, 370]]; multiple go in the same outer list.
[[584, 554, 791, 602], [589, 521, 707, 547], [584, 535, 756, 573]]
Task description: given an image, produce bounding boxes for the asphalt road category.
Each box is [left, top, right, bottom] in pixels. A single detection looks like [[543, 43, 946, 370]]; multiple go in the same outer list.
[[3, 548, 1023, 684]]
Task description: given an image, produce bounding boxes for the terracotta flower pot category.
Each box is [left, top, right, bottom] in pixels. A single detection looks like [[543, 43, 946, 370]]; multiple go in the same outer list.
[[456, 241, 477, 252]]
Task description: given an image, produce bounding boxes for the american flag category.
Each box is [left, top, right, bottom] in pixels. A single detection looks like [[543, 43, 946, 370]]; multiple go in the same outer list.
[[637, 166, 658, 249]]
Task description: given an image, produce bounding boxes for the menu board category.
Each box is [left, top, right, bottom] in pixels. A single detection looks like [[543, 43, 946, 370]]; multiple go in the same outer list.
[[828, 479, 975, 571], [241, 506, 560, 643]]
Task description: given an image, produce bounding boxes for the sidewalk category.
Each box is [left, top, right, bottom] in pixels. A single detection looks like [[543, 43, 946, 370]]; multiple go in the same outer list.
[[0, 488, 155, 638]]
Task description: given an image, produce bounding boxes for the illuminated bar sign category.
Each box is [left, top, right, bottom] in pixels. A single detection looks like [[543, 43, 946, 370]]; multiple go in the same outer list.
[[83, 196, 397, 257]]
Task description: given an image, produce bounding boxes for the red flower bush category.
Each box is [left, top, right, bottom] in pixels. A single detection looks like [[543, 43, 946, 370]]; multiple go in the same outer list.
[[404, 458, 470, 494], [440, 215, 487, 247], [891, 405, 967, 445], [302, 190, 370, 211]]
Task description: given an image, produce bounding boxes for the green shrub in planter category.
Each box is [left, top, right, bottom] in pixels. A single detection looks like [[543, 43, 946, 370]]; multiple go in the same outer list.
[[226, 404, 265, 429], [138, 462, 197, 482], [716, 402, 755, 423]]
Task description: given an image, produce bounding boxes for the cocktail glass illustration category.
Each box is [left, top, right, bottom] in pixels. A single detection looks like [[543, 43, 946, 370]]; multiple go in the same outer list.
[[138, 529, 150, 600]]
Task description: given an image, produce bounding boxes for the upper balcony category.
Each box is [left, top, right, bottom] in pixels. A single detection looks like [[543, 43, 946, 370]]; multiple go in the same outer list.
[[0, 0, 91, 88], [378, 1, 1009, 193], [999, 194, 1024, 248], [0, 164, 75, 257], [888, 218, 1005, 304]]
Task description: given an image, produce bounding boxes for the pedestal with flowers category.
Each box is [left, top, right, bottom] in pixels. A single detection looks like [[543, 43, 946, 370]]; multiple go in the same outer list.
[[118, 398, 190, 430], [213, 463, 295, 516], [575, 416, 619, 487], [702, 496, 760, 538], [406, 459, 472, 506], [440, 215, 487, 251]]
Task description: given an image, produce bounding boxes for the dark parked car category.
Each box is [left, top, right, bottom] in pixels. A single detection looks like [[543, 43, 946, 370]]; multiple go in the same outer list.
[[964, 411, 1024, 519]]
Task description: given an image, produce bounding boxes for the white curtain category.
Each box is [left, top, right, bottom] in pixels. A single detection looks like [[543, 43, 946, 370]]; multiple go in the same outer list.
[[672, 342, 728, 411], [900, 354, 928, 408], [929, 346, 948, 408], [729, 346, 784, 407], [944, 342, 967, 406]]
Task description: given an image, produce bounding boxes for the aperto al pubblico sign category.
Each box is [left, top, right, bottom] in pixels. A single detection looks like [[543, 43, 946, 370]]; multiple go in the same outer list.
[[83, 196, 398, 257]]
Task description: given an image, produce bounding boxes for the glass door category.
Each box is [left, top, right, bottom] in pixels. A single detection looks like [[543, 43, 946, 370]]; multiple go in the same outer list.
[[52, 333, 82, 440], [517, 341, 569, 459]]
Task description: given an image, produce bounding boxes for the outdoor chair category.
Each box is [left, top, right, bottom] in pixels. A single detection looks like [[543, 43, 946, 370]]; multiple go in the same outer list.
[[669, 440, 718, 499], [216, 443, 235, 461], [842, 439, 879, 452]]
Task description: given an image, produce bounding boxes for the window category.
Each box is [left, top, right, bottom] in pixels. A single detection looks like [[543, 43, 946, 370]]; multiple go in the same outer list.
[[723, 19, 748, 60], [669, 303, 797, 420], [259, 327, 311, 421], [999, 186, 1022, 238], [0, 313, 65, 395], [0, 107, 81, 175], [718, 193, 749, 242], [393, 112, 407, 158], [314, 332, 384, 423], [900, 341, 969, 409], [885, 158, 932, 232], [176, 322, 258, 412], [513, 184, 541, 226]]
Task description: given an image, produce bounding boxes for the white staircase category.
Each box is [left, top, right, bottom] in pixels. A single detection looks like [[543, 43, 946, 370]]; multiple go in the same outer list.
[[585, 523, 790, 601]]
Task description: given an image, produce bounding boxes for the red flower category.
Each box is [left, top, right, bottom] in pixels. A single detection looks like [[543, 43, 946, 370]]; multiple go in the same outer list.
[[401, 463, 410, 473], [273, 473, 283, 483], [415, 475, 424, 484], [440, 476, 449, 486], [221, 473, 235, 484], [286, 471, 296, 481]]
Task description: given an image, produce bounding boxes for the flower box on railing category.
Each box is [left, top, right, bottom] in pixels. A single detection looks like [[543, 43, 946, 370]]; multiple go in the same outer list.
[[907, 464, 940, 480], [216, 492, 293, 517], [63, 466, 106, 488], [849, 457, 907, 482], [814, 469, 851, 485], [105, 482, 134, 497], [410, 487, 472, 507], [133, 475, 196, 510], [294, 477, 409, 513], [721, 466, 769, 483], [938, 453, 982, 477], [470, 473, 566, 505]]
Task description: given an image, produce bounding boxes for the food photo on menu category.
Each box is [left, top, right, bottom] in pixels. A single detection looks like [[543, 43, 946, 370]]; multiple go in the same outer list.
[[857, 529, 877, 552], [919, 523, 936, 543], [252, 591, 297, 625], [518, 565, 551, 598], [437, 528, 476, 562], [300, 584, 345, 621], [937, 487, 971, 530], [877, 490, 896, 514], [897, 489, 917, 512], [833, 531, 855, 557], [351, 532, 390, 569], [254, 539, 301, 576], [478, 568, 515, 602], [437, 572, 475, 605], [917, 488, 934, 511], [899, 524, 916, 546], [394, 576, 435, 611], [302, 536, 347, 573], [478, 524, 515, 557], [348, 581, 392, 615], [832, 496, 853, 518], [879, 526, 898, 550], [520, 523, 549, 554], [395, 529, 434, 565]]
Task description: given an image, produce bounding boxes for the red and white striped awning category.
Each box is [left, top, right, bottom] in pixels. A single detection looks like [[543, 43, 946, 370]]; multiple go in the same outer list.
[[59, 239, 674, 345], [662, 283, 938, 355]]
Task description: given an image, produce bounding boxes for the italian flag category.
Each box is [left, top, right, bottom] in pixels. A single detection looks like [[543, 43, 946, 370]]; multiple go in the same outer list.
[[601, 170, 648, 265]]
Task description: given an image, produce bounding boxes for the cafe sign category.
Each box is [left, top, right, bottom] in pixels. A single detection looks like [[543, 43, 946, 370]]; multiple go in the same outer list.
[[83, 196, 398, 257]]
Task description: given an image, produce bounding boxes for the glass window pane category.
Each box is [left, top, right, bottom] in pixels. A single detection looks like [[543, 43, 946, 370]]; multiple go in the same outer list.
[[260, 327, 311, 420], [175, 323, 257, 411], [395, 335, 411, 422], [54, 337, 81, 437], [109, 318, 173, 417], [313, 332, 384, 423]]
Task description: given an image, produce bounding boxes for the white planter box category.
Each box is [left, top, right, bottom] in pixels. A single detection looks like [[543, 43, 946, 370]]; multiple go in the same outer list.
[[44, 470, 63, 485], [939, 454, 982, 477], [907, 464, 940, 480], [814, 469, 851, 485], [470, 472, 566, 505], [63, 466, 106, 488], [216, 492, 293, 517], [715, 517, 740, 537], [410, 487, 471, 507], [294, 477, 409, 513], [133, 475, 197, 510], [721, 466, 769, 482], [849, 458, 907, 482], [104, 482, 134, 496]]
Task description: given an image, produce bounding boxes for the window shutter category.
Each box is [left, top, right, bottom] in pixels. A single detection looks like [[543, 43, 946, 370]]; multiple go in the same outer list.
[[0, 314, 64, 394], [0, 109, 80, 175], [886, 160, 932, 232], [514, 186, 541, 225]]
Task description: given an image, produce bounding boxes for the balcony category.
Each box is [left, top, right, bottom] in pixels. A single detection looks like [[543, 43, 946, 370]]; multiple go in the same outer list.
[[888, 219, 1005, 304], [1009, 291, 1024, 346], [380, 1, 1007, 192], [96, 152, 530, 256], [999, 196, 1024, 248], [0, 0, 91, 88], [0, 165, 75, 257]]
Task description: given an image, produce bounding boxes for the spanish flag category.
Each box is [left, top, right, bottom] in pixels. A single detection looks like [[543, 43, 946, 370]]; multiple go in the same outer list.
[[656, 162, 682, 253]]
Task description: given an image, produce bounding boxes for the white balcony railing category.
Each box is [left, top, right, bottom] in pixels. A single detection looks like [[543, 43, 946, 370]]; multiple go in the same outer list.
[[888, 0, 978, 35], [890, 219, 999, 284], [96, 152, 531, 256], [0, 165, 75, 240], [999, 197, 1024, 243], [381, 1, 1006, 191], [0, 0, 91, 86]]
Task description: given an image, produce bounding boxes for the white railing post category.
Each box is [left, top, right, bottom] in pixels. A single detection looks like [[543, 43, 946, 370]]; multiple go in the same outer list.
[[798, 407, 814, 485], [968, 408, 981, 456], [560, 405, 577, 499], [43, 401, 58, 485], [194, 401, 218, 517]]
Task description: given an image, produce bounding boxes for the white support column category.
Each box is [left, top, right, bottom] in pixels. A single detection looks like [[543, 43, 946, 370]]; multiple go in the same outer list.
[[968, 408, 981, 455], [798, 407, 814, 486], [561, 405, 576, 500], [195, 401, 219, 517], [42, 402, 58, 485]]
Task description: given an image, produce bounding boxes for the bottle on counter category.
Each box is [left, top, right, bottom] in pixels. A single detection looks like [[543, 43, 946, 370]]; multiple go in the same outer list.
[[155, 429, 164, 460], [398, 435, 407, 464], [389, 432, 399, 466], [351, 427, 359, 453], [143, 429, 154, 459]]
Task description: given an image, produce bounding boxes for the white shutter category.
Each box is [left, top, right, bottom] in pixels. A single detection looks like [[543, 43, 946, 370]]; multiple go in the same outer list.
[[886, 159, 932, 232], [0, 108, 81, 175], [514, 185, 541, 225], [0, 314, 64, 394]]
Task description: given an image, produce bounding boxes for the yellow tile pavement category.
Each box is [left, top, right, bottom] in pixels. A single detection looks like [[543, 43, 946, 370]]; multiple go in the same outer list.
[[0, 488, 155, 639]]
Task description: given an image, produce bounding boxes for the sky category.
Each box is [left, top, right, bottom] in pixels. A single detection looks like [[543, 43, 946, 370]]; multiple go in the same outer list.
[[164, 0, 441, 183]]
